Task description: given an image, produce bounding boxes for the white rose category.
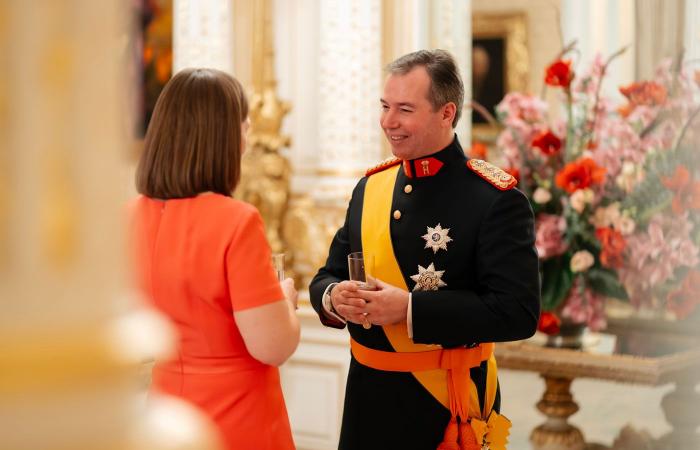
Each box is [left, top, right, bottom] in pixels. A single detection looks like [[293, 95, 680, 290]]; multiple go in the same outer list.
[[570, 250, 595, 273], [605, 203, 621, 224], [570, 190, 586, 213], [533, 187, 552, 204], [615, 215, 636, 235], [621, 161, 636, 176]]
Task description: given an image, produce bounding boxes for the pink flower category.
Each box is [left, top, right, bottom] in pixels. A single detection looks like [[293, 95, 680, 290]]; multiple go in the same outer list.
[[619, 213, 700, 309], [560, 278, 607, 330], [496, 92, 548, 125], [535, 214, 568, 259]]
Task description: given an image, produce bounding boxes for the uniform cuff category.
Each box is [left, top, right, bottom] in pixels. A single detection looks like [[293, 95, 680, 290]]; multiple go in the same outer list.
[[322, 282, 346, 324], [407, 292, 413, 339]]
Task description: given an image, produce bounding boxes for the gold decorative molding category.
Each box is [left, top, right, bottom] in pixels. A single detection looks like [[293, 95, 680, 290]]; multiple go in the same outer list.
[[236, 0, 345, 290], [0, 1, 8, 269], [40, 153, 79, 269], [236, 0, 291, 255]]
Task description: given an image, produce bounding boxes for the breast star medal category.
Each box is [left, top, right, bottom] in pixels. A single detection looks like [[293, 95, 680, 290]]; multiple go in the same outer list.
[[422, 223, 452, 253], [410, 263, 447, 291]]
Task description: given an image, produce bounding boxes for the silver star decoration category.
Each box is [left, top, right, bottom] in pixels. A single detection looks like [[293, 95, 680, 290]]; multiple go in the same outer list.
[[410, 263, 447, 291], [422, 223, 453, 254]]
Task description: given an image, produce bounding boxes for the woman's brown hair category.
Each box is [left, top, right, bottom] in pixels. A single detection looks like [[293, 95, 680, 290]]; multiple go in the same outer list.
[[136, 68, 249, 198]]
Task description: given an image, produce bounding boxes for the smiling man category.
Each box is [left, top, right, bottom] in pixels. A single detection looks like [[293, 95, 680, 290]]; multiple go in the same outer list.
[[309, 49, 541, 450]]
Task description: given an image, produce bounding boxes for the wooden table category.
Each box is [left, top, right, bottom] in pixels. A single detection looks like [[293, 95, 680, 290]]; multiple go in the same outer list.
[[495, 329, 700, 450]]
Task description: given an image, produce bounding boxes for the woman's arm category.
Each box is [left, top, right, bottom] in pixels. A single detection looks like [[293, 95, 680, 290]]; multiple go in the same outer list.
[[235, 278, 300, 367]]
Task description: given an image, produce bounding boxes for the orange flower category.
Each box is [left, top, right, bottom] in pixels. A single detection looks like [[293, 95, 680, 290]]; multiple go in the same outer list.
[[537, 311, 561, 335], [619, 81, 667, 107], [595, 227, 626, 269], [545, 60, 574, 89], [532, 130, 562, 156], [468, 142, 489, 160], [661, 165, 700, 214], [667, 270, 700, 319], [503, 167, 520, 184], [555, 157, 606, 193]]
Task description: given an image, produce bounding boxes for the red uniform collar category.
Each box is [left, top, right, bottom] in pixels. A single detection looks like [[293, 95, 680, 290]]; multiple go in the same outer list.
[[402, 158, 445, 178]]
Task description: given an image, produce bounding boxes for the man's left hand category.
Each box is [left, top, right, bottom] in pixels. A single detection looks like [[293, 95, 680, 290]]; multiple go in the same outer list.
[[353, 278, 409, 326]]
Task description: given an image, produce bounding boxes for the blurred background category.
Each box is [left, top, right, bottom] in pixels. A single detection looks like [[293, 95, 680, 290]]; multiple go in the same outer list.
[[1, 1, 699, 449]]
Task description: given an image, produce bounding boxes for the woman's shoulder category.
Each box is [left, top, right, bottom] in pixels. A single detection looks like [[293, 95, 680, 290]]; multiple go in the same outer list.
[[196, 193, 257, 215]]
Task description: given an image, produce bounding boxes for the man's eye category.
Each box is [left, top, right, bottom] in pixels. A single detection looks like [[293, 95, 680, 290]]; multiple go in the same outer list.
[[381, 105, 389, 110], [400, 108, 412, 113]]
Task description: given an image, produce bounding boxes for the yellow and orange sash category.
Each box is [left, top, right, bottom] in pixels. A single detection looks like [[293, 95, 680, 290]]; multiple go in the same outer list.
[[357, 165, 510, 450]]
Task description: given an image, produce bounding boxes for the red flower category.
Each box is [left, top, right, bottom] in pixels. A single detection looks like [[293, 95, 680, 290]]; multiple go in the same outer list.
[[661, 165, 700, 214], [595, 227, 626, 269], [545, 60, 574, 89], [503, 167, 520, 184], [667, 271, 700, 319], [555, 157, 606, 193], [531, 129, 562, 156], [537, 311, 561, 335], [468, 142, 489, 160]]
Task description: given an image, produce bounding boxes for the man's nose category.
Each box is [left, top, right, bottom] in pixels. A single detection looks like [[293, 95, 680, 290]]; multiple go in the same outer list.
[[381, 110, 398, 129]]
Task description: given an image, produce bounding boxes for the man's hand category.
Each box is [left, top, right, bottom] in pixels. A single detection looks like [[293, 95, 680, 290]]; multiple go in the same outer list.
[[330, 280, 370, 325], [352, 278, 409, 326]]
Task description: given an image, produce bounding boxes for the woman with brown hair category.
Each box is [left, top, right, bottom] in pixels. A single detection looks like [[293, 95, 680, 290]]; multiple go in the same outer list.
[[130, 68, 299, 450]]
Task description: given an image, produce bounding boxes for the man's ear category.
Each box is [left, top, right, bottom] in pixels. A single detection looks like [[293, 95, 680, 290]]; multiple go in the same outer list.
[[442, 102, 457, 126]]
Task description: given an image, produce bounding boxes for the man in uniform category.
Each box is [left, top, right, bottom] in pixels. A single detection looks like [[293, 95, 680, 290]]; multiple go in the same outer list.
[[309, 49, 540, 450]]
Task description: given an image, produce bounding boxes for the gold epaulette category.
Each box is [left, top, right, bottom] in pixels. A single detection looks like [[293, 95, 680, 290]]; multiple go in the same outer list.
[[365, 157, 401, 177], [466, 159, 517, 191]]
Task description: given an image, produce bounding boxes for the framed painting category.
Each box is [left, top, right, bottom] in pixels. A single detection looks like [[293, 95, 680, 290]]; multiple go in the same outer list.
[[133, 0, 172, 138], [471, 13, 529, 143]]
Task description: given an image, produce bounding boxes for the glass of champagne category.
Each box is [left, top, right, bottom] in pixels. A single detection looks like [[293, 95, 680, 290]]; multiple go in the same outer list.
[[347, 252, 374, 329], [271, 253, 285, 282]]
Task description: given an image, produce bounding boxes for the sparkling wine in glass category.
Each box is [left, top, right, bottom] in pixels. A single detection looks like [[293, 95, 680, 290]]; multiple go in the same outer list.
[[271, 253, 285, 282], [348, 252, 374, 329]]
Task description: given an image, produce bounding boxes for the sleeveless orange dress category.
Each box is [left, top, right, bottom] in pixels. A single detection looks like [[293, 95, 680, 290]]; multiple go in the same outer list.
[[130, 193, 295, 450]]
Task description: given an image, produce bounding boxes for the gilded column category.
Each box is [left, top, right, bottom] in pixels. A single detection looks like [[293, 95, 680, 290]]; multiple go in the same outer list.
[[173, 0, 234, 74], [0, 1, 218, 449]]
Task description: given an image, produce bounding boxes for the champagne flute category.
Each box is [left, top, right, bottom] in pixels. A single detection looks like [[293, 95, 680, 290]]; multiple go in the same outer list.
[[348, 252, 374, 329], [271, 253, 285, 282]]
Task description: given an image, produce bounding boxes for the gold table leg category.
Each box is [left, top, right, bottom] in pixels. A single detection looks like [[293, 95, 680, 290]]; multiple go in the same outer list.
[[530, 375, 586, 450], [655, 369, 700, 450]]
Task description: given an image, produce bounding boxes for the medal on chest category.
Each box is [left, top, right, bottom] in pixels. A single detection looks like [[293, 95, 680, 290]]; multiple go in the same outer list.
[[422, 223, 452, 253], [410, 263, 447, 291]]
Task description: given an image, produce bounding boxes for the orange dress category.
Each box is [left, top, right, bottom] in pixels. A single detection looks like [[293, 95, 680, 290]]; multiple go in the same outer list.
[[130, 193, 295, 450]]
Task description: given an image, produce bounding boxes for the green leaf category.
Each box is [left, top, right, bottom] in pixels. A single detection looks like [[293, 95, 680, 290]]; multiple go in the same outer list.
[[541, 258, 575, 311], [586, 267, 629, 300]]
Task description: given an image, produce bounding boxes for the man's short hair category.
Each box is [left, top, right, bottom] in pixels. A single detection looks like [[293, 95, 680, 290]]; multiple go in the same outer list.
[[386, 49, 464, 128]]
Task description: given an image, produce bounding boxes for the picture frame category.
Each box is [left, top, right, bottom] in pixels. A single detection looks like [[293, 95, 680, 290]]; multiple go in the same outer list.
[[471, 13, 529, 143]]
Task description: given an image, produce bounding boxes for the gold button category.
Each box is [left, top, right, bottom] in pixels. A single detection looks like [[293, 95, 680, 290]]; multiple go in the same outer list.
[[393, 210, 402, 220], [404, 184, 413, 194]]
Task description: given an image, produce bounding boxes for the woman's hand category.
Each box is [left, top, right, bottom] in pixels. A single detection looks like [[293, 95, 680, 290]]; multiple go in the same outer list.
[[281, 277, 298, 310]]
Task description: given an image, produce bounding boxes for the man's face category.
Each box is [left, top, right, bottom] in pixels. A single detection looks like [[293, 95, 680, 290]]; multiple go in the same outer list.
[[380, 66, 450, 160]]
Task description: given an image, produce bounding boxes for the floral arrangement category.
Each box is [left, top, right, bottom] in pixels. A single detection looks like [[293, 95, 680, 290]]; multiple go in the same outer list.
[[485, 43, 700, 334]]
